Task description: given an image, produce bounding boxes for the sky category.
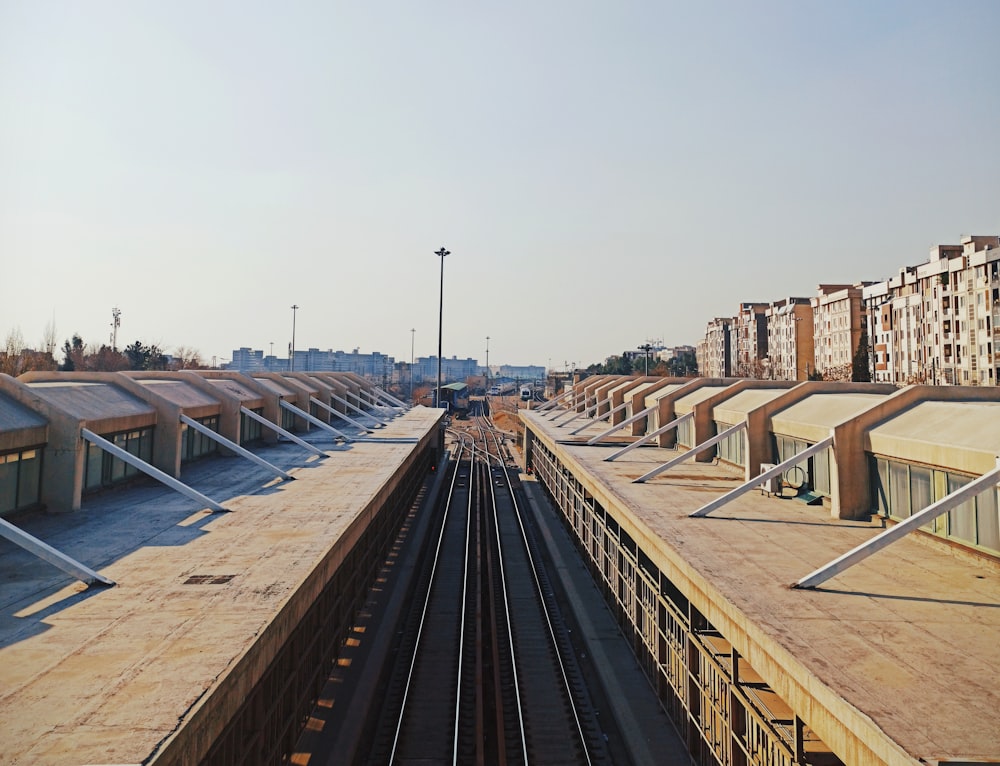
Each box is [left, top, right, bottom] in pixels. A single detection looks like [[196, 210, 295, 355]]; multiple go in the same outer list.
[[2, 1, 998, 372]]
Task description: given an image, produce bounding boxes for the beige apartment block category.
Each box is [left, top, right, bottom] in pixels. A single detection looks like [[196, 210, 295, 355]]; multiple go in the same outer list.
[[697, 317, 733, 378], [811, 284, 867, 380], [864, 236, 1000, 387], [764, 297, 814, 380], [733, 302, 768, 377]]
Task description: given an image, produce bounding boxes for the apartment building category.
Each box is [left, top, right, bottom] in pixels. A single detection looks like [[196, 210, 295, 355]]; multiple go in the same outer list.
[[764, 297, 814, 381], [733, 302, 768, 377], [811, 284, 866, 380], [863, 236, 1000, 386], [697, 317, 732, 378]]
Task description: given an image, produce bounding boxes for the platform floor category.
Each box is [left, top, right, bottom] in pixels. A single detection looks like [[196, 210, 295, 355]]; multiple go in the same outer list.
[[0, 407, 441, 765], [524, 408, 1000, 764]]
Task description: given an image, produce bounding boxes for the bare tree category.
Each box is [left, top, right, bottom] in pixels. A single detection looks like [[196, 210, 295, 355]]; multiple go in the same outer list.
[[170, 346, 206, 370], [41, 319, 58, 356]]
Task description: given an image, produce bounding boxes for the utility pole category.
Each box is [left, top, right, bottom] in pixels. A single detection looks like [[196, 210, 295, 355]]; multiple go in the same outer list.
[[435, 247, 449, 407], [290, 304, 299, 371]]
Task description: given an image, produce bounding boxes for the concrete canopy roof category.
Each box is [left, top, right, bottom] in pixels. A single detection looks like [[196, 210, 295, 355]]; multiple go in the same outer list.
[[206, 378, 265, 404], [623, 381, 659, 400], [711, 388, 794, 424], [0, 393, 47, 451], [25, 382, 155, 424], [770, 393, 886, 443], [867, 400, 1000, 475], [250, 377, 298, 396], [135, 380, 221, 410], [673, 385, 729, 413], [642, 383, 685, 409]]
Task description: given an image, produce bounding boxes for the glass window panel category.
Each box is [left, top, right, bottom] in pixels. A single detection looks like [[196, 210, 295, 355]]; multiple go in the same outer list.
[[909, 466, 933, 531], [17, 450, 41, 508], [0, 458, 17, 514], [889, 462, 910, 518], [977, 488, 1000, 553], [813, 448, 831, 495], [874, 457, 889, 515], [947, 473, 977, 543], [85, 442, 104, 489]]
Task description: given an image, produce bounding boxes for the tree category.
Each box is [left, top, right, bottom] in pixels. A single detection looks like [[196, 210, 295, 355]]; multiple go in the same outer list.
[[852, 332, 871, 382], [170, 346, 206, 370], [124, 341, 168, 371], [61, 334, 86, 371]]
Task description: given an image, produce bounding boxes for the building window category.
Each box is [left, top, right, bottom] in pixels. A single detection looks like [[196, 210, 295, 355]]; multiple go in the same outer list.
[[240, 408, 264, 445], [84, 427, 154, 492], [714, 421, 744, 467], [0, 447, 43, 516], [870, 454, 1000, 557], [181, 415, 220, 463]]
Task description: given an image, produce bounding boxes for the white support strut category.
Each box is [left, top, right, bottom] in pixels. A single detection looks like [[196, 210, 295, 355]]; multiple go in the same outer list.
[[81, 428, 228, 512], [279, 399, 351, 442], [634, 422, 746, 483], [570, 399, 628, 435], [240, 406, 328, 457], [310, 396, 375, 432], [0, 516, 115, 586], [605, 411, 694, 462], [587, 404, 656, 445], [795, 460, 1000, 589], [180, 415, 293, 482], [690, 436, 834, 517]]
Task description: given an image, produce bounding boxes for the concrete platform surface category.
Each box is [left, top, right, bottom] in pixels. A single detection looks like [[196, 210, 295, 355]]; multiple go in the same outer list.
[[0, 407, 441, 765], [525, 410, 1000, 765]]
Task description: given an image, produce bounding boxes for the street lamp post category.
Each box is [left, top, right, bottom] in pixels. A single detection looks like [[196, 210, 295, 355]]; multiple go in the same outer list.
[[435, 247, 449, 407], [290, 305, 299, 371], [410, 327, 415, 403], [486, 335, 490, 389]]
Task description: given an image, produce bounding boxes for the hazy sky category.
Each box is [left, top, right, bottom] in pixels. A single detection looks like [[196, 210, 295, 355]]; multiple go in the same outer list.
[[2, 1, 998, 371]]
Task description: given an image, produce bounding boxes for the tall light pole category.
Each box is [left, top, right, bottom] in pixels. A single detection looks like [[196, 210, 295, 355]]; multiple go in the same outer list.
[[485, 335, 490, 387], [410, 327, 415, 403], [435, 247, 449, 407], [290, 304, 299, 371]]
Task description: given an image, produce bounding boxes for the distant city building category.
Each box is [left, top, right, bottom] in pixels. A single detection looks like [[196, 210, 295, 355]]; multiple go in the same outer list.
[[497, 364, 545, 381], [765, 298, 814, 381], [697, 318, 733, 378], [697, 233, 1000, 387], [864, 235, 1000, 386], [227, 347, 394, 382], [733, 303, 769, 377], [811, 284, 867, 381]]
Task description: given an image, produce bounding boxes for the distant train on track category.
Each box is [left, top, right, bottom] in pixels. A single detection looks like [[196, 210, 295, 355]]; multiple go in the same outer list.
[[487, 381, 516, 396], [520, 386, 532, 401]]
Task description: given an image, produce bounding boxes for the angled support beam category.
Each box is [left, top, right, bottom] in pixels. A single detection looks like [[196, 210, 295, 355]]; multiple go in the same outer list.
[[605, 411, 694, 462], [795, 460, 1000, 589], [311, 396, 375, 432], [537, 388, 574, 412], [0, 516, 115, 586], [557, 395, 608, 428], [570, 399, 628, 435], [374, 387, 408, 409], [330, 392, 389, 427], [690, 436, 834, 517], [634, 422, 746, 484], [81, 428, 228, 512], [547, 392, 582, 419], [588, 404, 656, 445], [240, 406, 328, 457], [180, 415, 293, 482], [280, 399, 352, 442]]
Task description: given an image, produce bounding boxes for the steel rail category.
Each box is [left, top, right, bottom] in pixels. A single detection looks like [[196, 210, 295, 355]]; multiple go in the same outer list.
[[388, 440, 470, 765], [482, 416, 593, 765]]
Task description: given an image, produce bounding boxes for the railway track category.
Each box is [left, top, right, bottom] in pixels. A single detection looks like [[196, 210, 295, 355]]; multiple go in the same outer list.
[[366, 400, 611, 765]]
